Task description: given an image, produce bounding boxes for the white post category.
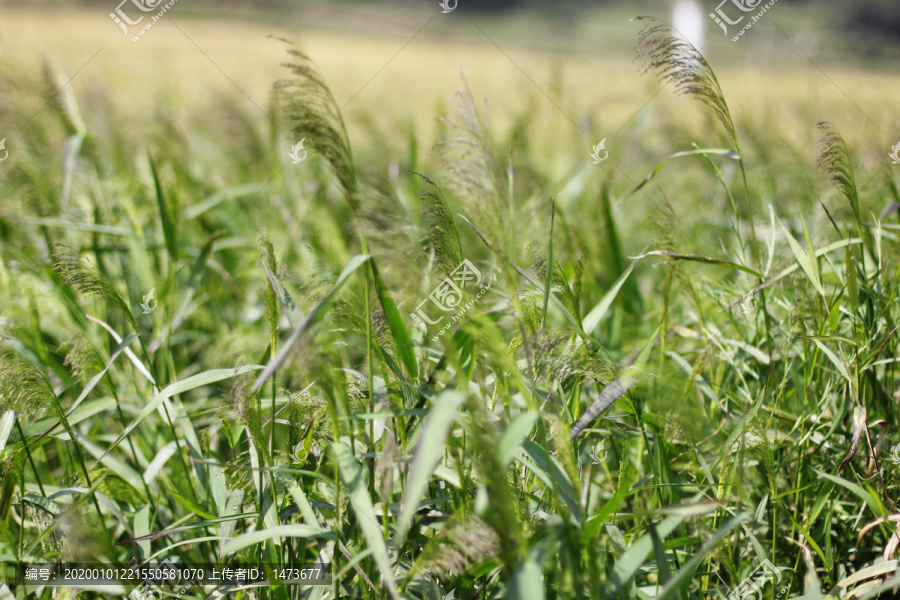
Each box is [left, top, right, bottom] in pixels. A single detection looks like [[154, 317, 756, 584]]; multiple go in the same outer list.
[[672, 0, 706, 51]]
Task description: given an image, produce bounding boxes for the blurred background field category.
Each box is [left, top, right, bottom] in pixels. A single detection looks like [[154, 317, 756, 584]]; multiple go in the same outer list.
[[1, 1, 898, 163], [2, 0, 899, 253]]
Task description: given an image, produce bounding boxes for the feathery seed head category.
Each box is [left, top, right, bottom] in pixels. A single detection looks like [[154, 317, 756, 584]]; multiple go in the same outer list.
[[636, 17, 737, 148]]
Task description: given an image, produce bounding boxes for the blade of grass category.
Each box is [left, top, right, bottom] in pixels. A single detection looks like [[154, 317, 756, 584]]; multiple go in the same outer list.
[[724, 238, 861, 310], [630, 251, 760, 277], [252, 254, 370, 393], [815, 470, 886, 518], [655, 512, 748, 600], [264, 264, 303, 328], [498, 412, 538, 468], [582, 259, 639, 334], [541, 200, 555, 328], [0, 411, 15, 458], [150, 156, 178, 263], [780, 218, 825, 297], [392, 390, 466, 551], [96, 364, 264, 464], [601, 515, 684, 599], [222, 524, 334, 555], [504, 559, 544, 600], [371, 258, 417, 382], [627, 148, 739, 198], [333, 441, 400, 600]]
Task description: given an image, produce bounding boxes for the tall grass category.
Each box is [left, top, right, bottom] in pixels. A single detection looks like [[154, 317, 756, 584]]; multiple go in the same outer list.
[[1, 16, 900, 600]]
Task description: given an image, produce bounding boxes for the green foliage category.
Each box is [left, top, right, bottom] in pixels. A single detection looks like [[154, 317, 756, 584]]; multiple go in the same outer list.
[[51, 247, 140, 332], [418, 173, 463, 278], [274, 38, 358, 200], [636, 18, 738, 150], [2, 18, 900, 600], [0, 348, 55, 420]]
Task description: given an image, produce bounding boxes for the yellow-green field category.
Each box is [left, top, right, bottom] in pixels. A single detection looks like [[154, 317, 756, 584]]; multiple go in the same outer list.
[[3, 7, 897, 163]]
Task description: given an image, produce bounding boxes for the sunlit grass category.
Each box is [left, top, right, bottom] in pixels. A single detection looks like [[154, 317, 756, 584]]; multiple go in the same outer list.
[[2, 7, 900, 600]]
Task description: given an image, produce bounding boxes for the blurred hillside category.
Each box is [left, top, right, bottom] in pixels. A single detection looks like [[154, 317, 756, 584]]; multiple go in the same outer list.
[[9, 0, 900, 59]]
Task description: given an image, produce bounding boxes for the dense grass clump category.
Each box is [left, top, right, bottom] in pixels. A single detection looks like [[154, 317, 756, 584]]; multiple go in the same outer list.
[[3, 15, 900, 600]]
